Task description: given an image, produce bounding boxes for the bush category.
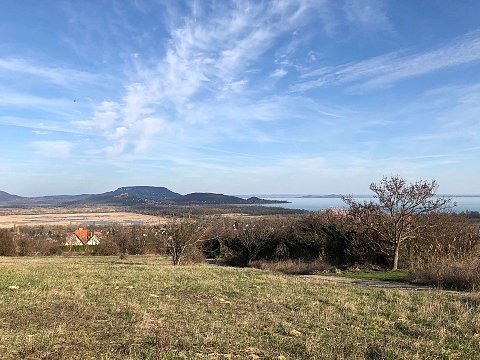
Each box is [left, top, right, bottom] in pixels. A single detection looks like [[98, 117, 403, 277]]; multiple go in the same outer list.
[[220, 213, 369, 267], [250, 258, 332, 275], [17, 235, 34, 256], [94, 236, 120, 256], [126, 225, 148, 255], [227, 211, 474, 277], [163, 220, 206, 265], [409, 256, 480, 290], [179, 244, 205, 265], [48, 243, 63, 255], [407, 213, 480, 269], [0, 229, 16, 256], [297, 213, 370, 266], [106, 225, 157, 255], [15, 234, 62, 256]]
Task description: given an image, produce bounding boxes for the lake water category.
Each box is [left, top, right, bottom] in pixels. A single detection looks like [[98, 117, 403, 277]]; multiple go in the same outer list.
[[262, 197, 480, 212]]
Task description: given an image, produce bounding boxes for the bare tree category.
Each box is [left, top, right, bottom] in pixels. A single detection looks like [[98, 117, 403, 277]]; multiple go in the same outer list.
[[343, 176, 453, 271], [163, 220, 206, 265], [235, 222, 273, 263]]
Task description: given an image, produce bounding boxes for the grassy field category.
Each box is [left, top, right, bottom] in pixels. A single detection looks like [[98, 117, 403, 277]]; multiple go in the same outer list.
[[0, 256, 479, 359]]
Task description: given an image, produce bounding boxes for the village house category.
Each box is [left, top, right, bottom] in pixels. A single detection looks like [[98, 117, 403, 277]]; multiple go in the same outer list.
[[64, 228, 102, 246], [87, 231, 101, 245]]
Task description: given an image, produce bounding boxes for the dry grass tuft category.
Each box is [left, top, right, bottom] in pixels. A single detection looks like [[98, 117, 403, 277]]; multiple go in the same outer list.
[[410, 256, 480, 290], [250, 258, 332, 275]]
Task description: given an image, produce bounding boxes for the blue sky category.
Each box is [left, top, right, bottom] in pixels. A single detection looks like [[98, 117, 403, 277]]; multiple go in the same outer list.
[[1, 0, 480, 196]]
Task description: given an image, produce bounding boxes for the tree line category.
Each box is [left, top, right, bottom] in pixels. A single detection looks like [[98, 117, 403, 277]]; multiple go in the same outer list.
[[1, 176, 479, 289]]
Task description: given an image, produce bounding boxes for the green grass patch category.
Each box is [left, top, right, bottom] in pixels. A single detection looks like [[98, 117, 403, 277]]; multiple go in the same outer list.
[[0, 256, 478, 359], [330, 269, 410, 282]]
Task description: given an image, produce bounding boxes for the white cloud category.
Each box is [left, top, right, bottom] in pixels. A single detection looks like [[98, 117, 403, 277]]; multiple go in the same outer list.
[[0, 57, 100, 87], [270, 68, 288, 78], [132, 117, 168, 153], [31, 141, 72, 158], [0, 91, 73, 110], [32, 130, 49, 135], [104, 140, 127, 157], [343, 0, 393, 33], [74, 101, 121, 130], [0, 115, 81, 135], [294, 30, 480, 91]]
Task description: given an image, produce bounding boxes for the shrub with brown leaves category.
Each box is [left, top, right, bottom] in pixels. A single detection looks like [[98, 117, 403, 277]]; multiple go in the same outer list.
[[94, 236, 120, 256], [0, 229, 16, 256]]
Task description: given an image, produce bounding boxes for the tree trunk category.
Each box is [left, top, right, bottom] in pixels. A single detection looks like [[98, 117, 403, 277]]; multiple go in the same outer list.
[[392, 241, 401, 271]]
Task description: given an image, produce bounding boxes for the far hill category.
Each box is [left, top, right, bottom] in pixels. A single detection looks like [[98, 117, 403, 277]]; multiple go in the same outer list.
[[113, 186, 182, 201], [0, 191, 22, 202], [175, 193, 289, 205], [245, 196, 288, 204], [80, 186, 182, 205], [175, 193, 248, 205], [0, 186, 288, 206], [78, 189, 287, 206]]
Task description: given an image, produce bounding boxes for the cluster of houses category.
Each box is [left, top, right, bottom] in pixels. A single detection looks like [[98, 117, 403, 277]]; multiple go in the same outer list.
[[64, 228, 102, 246]]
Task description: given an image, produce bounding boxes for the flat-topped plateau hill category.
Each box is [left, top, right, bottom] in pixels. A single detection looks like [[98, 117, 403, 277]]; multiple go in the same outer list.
[[0, 186, 288, 207]]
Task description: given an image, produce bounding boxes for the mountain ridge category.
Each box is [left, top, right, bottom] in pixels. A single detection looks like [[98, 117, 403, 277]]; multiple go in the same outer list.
[[0, 191, 22, 202], [0, 186, 288, 206]]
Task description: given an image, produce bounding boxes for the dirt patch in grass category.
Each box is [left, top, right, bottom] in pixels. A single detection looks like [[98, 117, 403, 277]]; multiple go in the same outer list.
[[297, 274, 467, 294]]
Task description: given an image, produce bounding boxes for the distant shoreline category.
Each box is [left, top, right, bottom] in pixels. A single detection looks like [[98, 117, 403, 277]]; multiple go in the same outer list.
[[239, 194, 480, 199]]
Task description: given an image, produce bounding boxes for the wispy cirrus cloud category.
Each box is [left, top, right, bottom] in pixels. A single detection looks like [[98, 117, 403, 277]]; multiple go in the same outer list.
[[74, 0, 324, 157], [294, 30, 480, 92], [0, 90, 78, 115], [32, 130, 49, 135], [0, 115, 82, 135], [0, 57, 100, 87]]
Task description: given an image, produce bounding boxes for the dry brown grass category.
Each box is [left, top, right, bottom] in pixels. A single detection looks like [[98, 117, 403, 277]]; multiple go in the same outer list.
[[0, 256, 479, 359], [0, 211, 166, 228], [250, 258, 333, 275], [410, 256, 480, 291]]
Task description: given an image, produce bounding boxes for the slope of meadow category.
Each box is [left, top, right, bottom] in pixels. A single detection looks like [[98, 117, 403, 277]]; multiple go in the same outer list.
[[0, 256, 479, 359]]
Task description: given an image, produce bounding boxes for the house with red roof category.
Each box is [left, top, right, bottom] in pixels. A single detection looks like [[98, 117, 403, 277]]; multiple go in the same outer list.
[[64, 228, 102, 246], [87, 231, 102, 246]]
